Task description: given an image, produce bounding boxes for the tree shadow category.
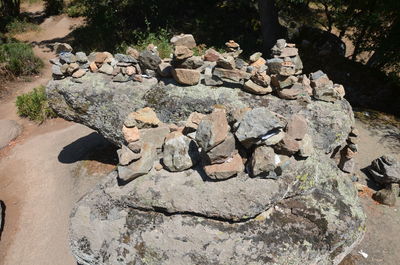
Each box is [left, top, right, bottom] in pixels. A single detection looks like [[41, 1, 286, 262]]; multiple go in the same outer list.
[[58, 132, 118, 165], [296, 27, 400, 116]]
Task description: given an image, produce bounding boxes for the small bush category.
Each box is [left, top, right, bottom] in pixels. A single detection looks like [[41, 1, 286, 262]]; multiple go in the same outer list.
[[131, 28, 173, 59], [0, 42, 43, 76], [5, 19, 39, 35], [65, 0, 87, 17], [16, 86, 57, 122]]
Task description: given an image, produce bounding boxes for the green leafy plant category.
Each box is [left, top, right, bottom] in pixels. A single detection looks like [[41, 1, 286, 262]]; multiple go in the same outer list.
[[5, 18, 39, 34], [0, 42, 43, 76], [16, 86, 57, 122], [131, 28, 173, 59]]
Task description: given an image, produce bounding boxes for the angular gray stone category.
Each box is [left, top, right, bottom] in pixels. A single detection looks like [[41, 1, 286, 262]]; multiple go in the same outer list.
[[249, 145, 278, 178], [138, 50, 162, 70], [205, 133, 236, 164], [113, 73, 130, 82], [235, 107, 287, 148], [59, 52, 76, 64], [204, 67, 223, 86], [368, 155, 400, 184], [117, 145, 141, 166], [98, 63, 114, 75], [339, 157, 355, 173], [178, 56, 204, 69], [70, 152, 366, 265], [117, 143, 156, 182], [52, 65, 63, 77], [195, 109, 229, 151], [75, 52, 88, 63], [115, 53, 137, 64], [163, 133, 199, 172], [313, 87, 341, 102]]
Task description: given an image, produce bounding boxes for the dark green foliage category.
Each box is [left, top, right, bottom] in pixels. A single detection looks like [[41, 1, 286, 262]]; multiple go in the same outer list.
[[44, 0, 64, 16], [70, 0, 262, 55], [16, 86, 57, 122], [0, 41, 43, 76]]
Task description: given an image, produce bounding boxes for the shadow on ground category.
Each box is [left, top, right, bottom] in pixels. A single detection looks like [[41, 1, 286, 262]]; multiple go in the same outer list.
[[58, 132, 118, 165]]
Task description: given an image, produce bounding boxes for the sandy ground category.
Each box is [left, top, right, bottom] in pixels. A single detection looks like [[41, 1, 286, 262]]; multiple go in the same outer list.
[[0, 2, 399, 265], [0, 2, 113, 265]]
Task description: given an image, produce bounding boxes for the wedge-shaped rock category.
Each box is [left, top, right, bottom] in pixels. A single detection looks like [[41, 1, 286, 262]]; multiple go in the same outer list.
[[117, 143, 156, 182], [172, 68, 200, 85], [203, 153, 243, 180], [235, 107, 287, 148], [195, 109, 229, 151]]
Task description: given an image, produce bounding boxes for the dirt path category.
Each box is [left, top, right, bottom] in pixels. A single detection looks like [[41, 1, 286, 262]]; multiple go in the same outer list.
[[0, 2, 112, 265]]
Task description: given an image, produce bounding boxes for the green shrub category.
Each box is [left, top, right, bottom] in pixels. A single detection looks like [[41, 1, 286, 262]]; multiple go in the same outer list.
[[0, 42, 43, 76], [16, 86, 57, 122], [5, 18, 39, 35], [131, 28, 173, 59], [65, 0, 87, 17]]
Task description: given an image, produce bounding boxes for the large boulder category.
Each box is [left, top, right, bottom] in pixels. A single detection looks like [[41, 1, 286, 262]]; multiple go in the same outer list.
[[70, 151, 365, 265], [0, 120, 22, 149], [46, 73, 354, 153]]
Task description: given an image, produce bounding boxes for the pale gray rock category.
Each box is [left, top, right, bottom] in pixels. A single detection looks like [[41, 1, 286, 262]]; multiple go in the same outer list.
[[52, 65, 63, 77], [0, 120, 22, 149], [98, 63, 114, 75], [115, 53, 137, 64], [235, 107, 287, 148], [195, 109, 229, 151], [70, 152, 365, 265], [117, 143, 156, 182], [163, 133, 199, 172], [59, 52, 76, 64], [249, 145, 277, 178], [75, 52, 88, 63], [178, 56, 204, 69], [117, 145, 141, 166], [299, 134, 314, 157]]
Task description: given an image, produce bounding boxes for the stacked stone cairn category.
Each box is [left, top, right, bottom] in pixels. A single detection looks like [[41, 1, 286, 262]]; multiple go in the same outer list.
[[50, 34, 352, 183], [368, 155, 400, 206], [115, 103, 315, 182]]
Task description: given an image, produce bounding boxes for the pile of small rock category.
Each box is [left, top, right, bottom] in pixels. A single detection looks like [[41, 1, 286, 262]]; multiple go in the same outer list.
[[50, 35, 345, 104], [116, 104, 314, 183], [368, 155, 400, 206]]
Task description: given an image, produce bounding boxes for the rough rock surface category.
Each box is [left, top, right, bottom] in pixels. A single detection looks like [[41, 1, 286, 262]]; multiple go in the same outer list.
[[70, 152, 365, 265], [163, 132, 199, 172], [368, 155, 400, 184], [47, 73, 354, 153], [0, 120, 22, 149]]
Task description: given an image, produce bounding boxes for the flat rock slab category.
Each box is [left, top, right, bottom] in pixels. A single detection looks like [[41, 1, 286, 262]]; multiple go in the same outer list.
[[70, 152, 365, 265], [0, 120, 22, 149], [47, 73, 354, 153]]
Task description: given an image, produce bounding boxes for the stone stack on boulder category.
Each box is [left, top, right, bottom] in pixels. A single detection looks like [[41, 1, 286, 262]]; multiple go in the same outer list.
[[51, 46, 161, 83], [337, 127, 359, 174], [46, 34, 366, 265], [368, 155, 400, 206], [118, 107, 169, 182]]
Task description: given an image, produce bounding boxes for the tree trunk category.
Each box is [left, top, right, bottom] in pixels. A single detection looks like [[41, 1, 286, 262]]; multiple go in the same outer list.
[[258, 0, 281, 52]]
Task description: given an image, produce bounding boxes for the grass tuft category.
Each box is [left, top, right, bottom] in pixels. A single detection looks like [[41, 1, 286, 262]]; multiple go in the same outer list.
[[0, 42, 43, 76], [5, 19, 39, 35], [16, 85, 57, 123], [130, 28, 173, 59]]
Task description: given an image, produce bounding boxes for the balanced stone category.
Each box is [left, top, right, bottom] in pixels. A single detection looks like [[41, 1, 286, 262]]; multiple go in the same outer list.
[[163, 132, 199, 172], [195, 109, 229, 151]]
